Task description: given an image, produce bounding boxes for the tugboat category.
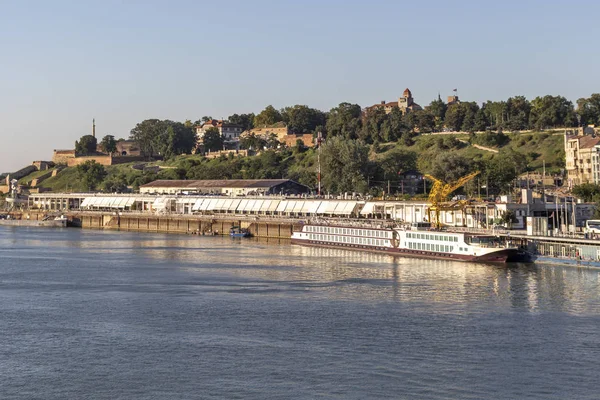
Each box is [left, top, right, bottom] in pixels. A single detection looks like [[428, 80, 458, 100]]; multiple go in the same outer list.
[[229, 226, 251, 238]]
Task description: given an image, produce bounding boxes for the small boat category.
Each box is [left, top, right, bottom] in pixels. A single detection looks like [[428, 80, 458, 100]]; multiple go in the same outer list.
[[230, 226, 251, 238]]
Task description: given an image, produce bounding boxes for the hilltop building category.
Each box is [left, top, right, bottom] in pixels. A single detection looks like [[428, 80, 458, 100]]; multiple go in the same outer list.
[[196, 120, 244, 144], [564, 127, 600, 187], [366, 88, 422, 115]]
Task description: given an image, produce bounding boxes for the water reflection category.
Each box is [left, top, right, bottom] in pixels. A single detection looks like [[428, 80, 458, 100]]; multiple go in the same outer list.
[[1, 227, 600, 315]]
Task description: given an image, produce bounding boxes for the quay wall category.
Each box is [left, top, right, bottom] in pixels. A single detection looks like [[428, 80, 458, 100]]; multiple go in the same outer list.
[[64, 212, 300, 239]]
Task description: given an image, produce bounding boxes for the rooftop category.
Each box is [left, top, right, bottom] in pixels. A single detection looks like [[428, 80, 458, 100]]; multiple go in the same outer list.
[[140, 179, 298, 189]]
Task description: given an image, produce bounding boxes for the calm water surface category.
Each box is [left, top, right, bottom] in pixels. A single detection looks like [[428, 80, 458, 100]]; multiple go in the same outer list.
[[1, 227, 599, 399]]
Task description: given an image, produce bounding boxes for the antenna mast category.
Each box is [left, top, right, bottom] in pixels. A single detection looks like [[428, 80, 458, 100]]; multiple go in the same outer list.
[[317, 131, 323, 195]]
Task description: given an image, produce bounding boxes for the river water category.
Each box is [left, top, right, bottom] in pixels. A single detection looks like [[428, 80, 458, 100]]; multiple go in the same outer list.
[[0, 227, 599, 399]]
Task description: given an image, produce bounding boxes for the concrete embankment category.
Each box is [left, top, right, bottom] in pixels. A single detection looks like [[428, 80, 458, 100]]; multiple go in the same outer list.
[[65, 212, 301, 239]]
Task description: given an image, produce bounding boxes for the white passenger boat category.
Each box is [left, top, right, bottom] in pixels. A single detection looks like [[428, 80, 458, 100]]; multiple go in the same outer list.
[[291, 221, 528, 263]]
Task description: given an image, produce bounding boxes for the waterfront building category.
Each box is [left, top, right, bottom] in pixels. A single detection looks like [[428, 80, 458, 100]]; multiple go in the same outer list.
[[139, 179, 311, 196]]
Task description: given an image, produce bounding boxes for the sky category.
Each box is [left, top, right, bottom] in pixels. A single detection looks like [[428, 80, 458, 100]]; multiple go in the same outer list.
[[1, 0, 599, 172]]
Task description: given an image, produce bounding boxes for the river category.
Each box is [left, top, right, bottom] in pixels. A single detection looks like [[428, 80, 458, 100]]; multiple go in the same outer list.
[[1, 227, 599, 399]]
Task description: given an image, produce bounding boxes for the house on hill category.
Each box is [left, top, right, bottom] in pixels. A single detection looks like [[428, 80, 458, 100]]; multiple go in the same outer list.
[[365, 88, 423, 115], [196, 120, 244, 145]]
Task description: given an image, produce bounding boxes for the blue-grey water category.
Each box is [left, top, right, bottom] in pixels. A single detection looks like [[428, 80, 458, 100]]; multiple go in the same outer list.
[[1, 227, 599, 399]]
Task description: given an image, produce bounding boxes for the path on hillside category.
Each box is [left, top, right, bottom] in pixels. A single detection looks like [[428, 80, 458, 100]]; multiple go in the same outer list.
[[458, 139, 499, 154]]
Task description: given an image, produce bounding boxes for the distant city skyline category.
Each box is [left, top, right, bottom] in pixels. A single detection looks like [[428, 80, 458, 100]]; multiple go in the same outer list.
[[1, 0, 600, 172]]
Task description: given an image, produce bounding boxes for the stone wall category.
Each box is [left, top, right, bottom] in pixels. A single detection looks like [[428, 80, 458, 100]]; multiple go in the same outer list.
[[67, 155, 113, 167], [284, 133, 314, 147], [52, 150, 76, 164], [110, 155, 149, 165], [32, 161, 55, 170], [244, 126, 289, 141], [5, 165, 37, 185], [66, 154, 150, 167]]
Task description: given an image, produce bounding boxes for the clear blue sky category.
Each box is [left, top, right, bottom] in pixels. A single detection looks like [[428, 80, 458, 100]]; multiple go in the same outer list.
[[1, 0, 599, 172]]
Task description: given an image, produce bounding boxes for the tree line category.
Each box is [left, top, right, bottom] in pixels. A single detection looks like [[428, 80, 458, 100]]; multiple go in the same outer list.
[[73, 93, 597, 159]]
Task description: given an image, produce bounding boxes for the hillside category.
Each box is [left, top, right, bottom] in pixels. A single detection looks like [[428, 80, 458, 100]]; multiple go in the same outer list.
[[29, 130, 566, 195]]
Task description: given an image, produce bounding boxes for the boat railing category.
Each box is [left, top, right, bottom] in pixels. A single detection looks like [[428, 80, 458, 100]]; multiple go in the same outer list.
[[307, 217, 399, 230]]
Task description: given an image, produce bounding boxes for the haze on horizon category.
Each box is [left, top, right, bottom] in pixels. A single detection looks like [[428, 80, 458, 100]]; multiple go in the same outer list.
[[1, 0, 599, 173]]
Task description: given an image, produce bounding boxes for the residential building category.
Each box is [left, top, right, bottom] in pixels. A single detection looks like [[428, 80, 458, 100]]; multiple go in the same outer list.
[[196, 120, 244, 143], [365, 88, 422, 115], [564, 129, 600, 186]]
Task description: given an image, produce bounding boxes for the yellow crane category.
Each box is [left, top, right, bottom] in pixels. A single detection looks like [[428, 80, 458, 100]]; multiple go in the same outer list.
[[424, 171, 480, 229]]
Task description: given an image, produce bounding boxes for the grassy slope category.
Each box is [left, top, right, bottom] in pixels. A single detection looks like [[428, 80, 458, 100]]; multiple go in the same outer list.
[[39, 162, 146, 192], [17, 168, 57, 185], [378, 131, 565, 173], [35, 131, 566, 192]]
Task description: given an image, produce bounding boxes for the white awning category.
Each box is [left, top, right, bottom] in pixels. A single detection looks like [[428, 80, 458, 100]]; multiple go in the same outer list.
[[227, 199, 241, 212], [237, 199, 251, 212], [192, 198, 205, 211], [80, 198, 92, 207], [204, 198, 219, 211], [342, 202, 357, 214], [122, 197, 136, 208], [293, 201, 304, 213], [245, 199, 256, 212], [307, 201, 321, 214], [276, 201, 288, 213], [251, 199, 264, 212], [267, 200, 280, 212], [213, 199, 228, 211], [360, 202, 376, 215], [152, 198, 166, 208]]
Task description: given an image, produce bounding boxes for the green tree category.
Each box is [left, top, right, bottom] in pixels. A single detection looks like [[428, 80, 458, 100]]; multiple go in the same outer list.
[[75, 135, 98, 155], [228, 113, 255, 131], [254, 105, 283, 127], [325, 103, 362, 139], [360, 107, 387, 143], [202, 127, 224, 152], [505, 96, 531, 131], [377, 149, 418, 184], [473, 108, 489, 131], [102, 173, 128, 193], [321, 137, 369, 193], [427, 153, 474, 183], [239, 133, 267, 150], [100, 135, 117, 155], [529, 95, 577, 129], [483, 150, 526, 195], [576, 94, 600, 126], [572, 183, 600, 202], [76, 160, 107, 191], [281, 105, 326, 133], [426, 95, 447, 130], [444, 104, 465, 131], [129, 119, 165, 157]]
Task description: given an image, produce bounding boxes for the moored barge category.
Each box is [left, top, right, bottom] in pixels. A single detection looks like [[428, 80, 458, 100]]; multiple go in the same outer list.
[[291, 222, 528, 263]]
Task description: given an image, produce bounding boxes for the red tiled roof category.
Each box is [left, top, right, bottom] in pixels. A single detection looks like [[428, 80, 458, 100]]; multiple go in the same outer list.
[[577, 135, 600, 149]]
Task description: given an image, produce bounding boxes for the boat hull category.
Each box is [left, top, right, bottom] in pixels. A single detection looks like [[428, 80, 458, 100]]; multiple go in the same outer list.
[[291, 238, 527, 263]]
